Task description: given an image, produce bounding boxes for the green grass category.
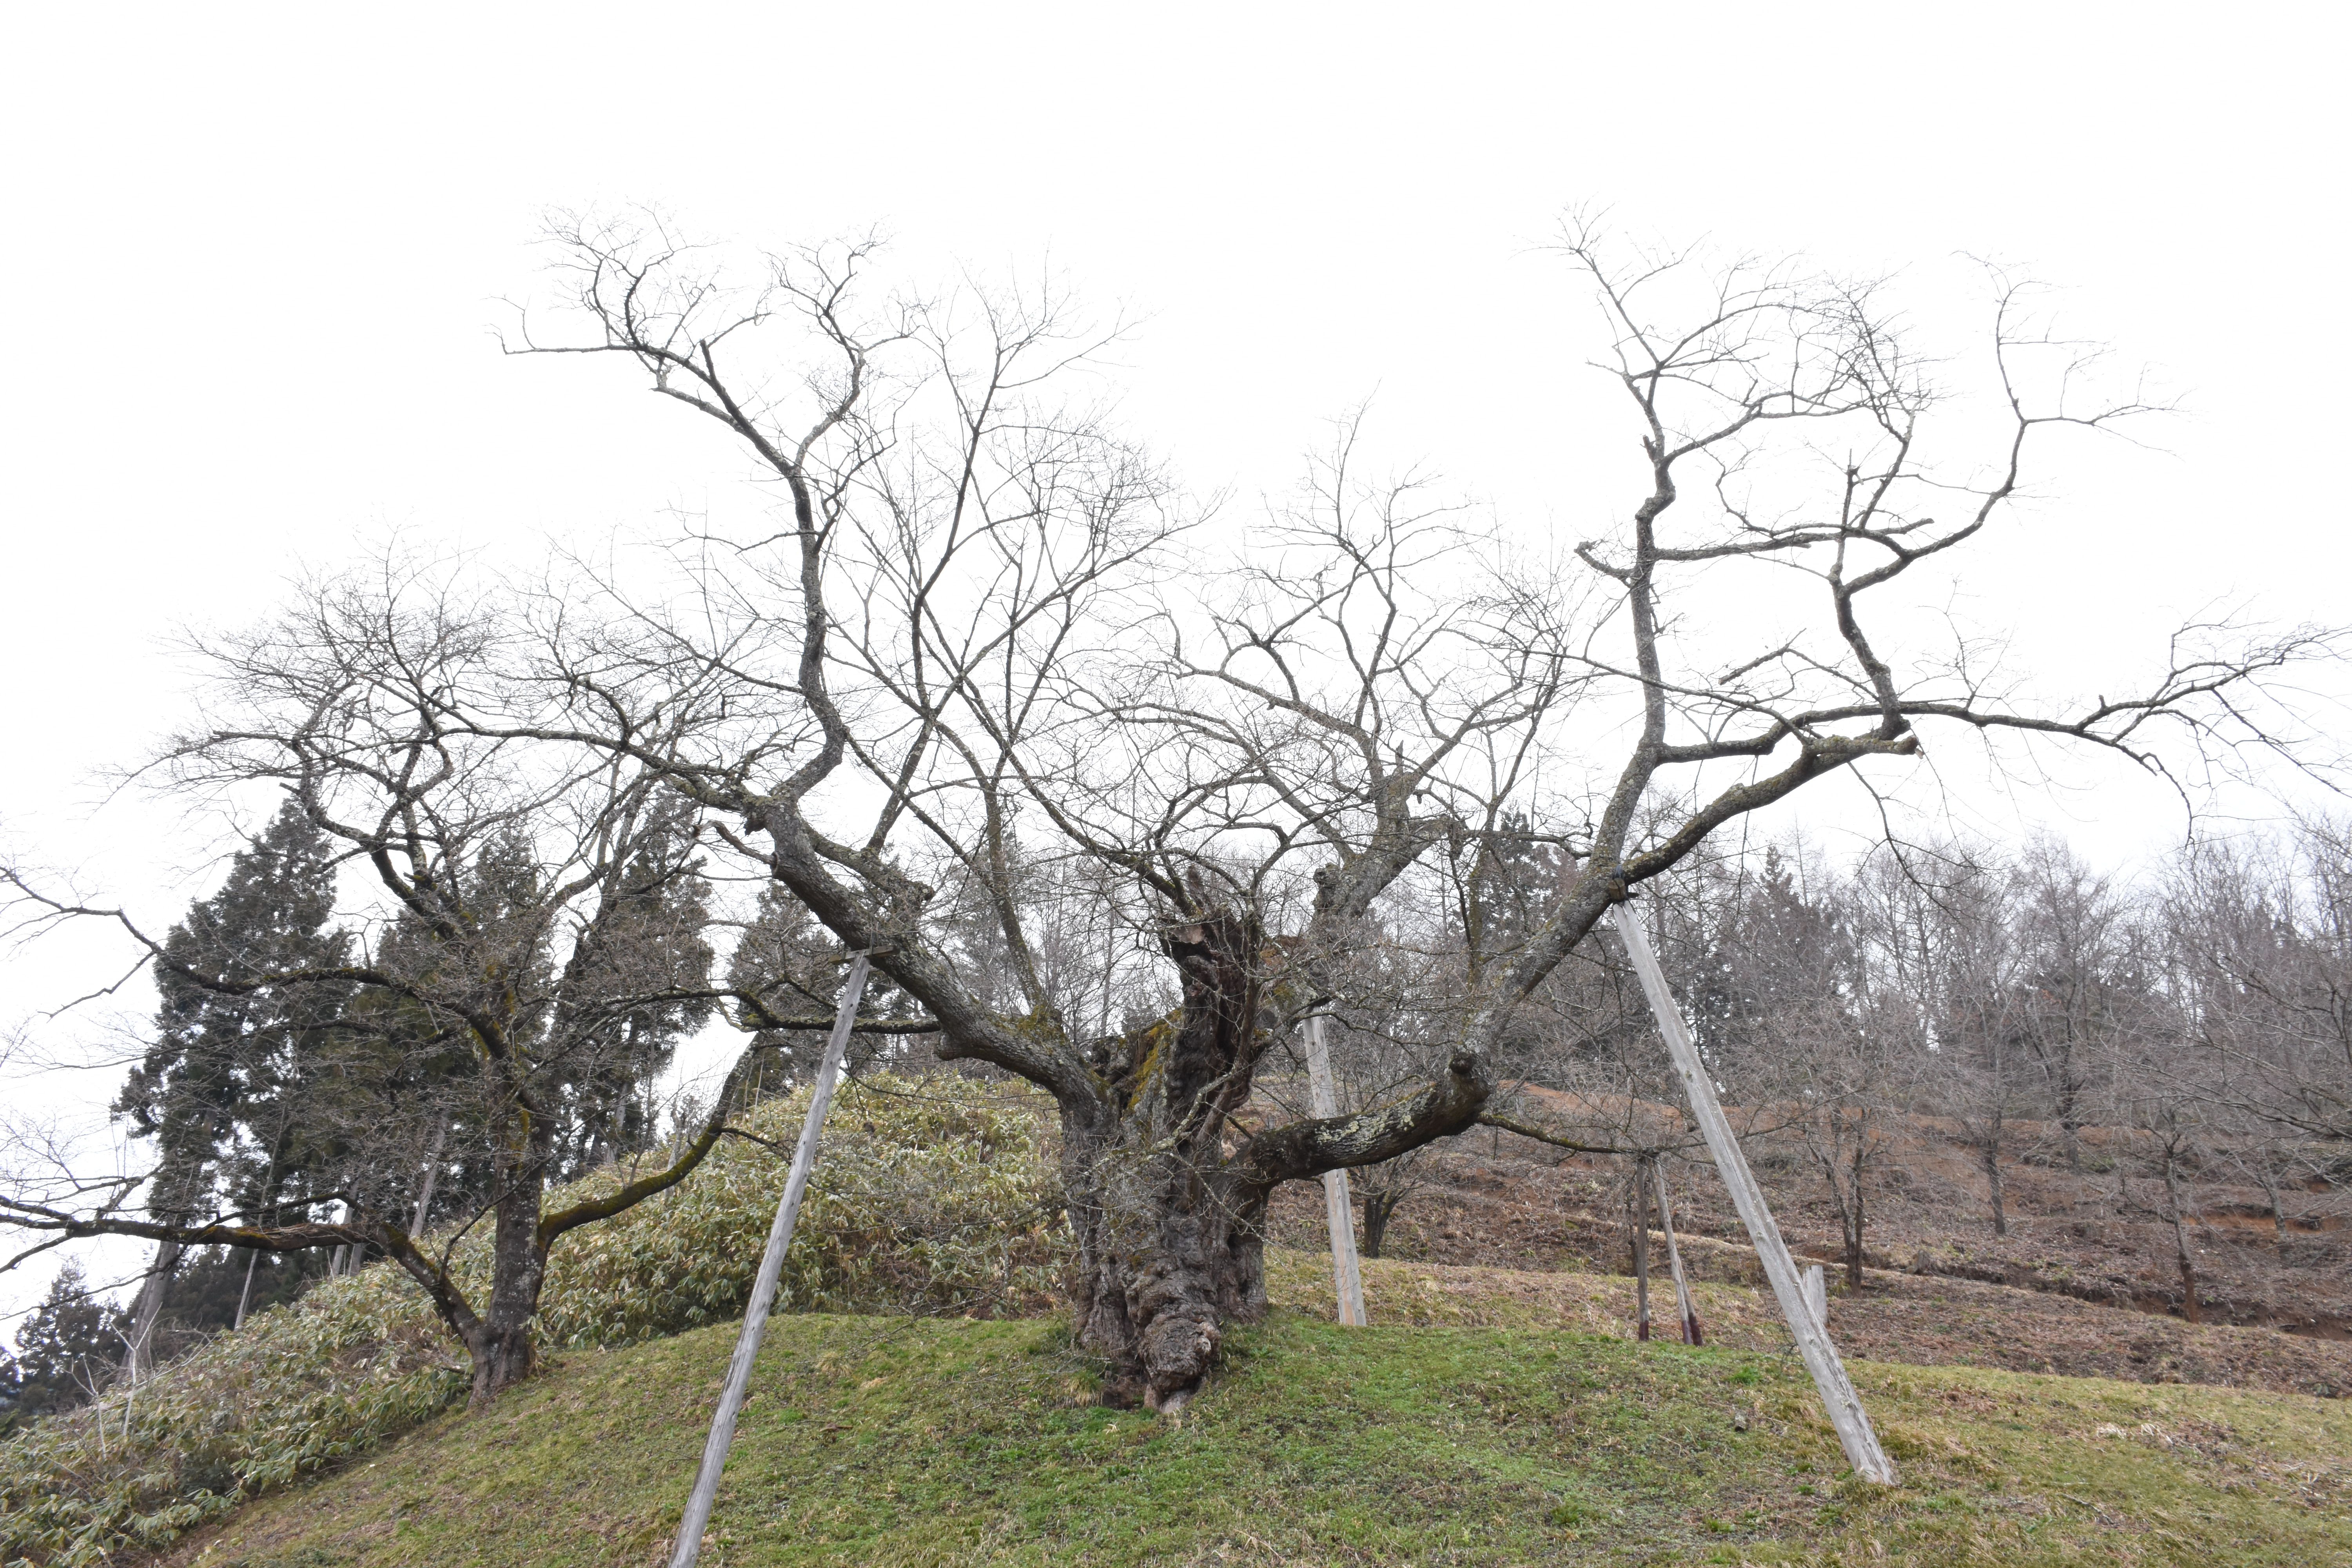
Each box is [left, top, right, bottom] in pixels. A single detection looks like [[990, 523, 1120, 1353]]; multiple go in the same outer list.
[[157, 1308, 2352, 1568]]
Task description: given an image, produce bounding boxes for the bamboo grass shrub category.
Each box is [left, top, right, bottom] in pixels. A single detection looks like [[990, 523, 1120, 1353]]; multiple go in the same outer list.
[[0, 1076, 1067, 1566]]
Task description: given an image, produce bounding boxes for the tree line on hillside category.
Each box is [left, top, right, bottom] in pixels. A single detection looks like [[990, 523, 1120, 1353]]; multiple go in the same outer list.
[[2, 787, 922, 1419], [1680, 827, 2352, 1314], [1309, 824, 2352, 1312], [11, 802, 2346, 1425], [4, 214, 2340, 1415]]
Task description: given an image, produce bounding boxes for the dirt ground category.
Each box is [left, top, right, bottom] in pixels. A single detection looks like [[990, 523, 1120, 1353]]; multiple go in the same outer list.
[[1260, 1088, 2352, 1399]]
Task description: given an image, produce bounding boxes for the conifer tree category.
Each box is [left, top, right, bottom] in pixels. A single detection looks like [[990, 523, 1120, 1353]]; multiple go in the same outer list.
[[2, 1262, 128, 1430], [548, 806, 717, 1178], [112, 800, 352, 1375]]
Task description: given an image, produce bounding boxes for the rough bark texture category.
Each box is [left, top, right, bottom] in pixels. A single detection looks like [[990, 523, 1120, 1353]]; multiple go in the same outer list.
[[470, 1140, 550, 1406], [1062, 908, 1272, 1411], [1042, 901, 1492, 1407], [1061, 1110, 1267, 1411]]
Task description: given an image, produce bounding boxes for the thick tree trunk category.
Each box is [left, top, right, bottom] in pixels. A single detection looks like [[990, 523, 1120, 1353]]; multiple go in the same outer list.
[[1059, 907, 1277, 1412], [1061, 1105, 1266, 1411], [467, 1319, 537, 1405], [468, 1124, 550, 1407], [915, 889, 1485, 1411]]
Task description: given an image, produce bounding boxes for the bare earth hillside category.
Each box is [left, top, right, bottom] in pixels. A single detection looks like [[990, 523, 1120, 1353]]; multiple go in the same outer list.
[[1262, 1091, 2352, 1398]]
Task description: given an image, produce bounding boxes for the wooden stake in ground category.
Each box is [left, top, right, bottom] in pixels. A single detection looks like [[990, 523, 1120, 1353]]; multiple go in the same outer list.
[[1610, 904, 1896, 1484], [670, 954, 872, 1568], [1652, 1159, 1703, 1346], [1304, 1013, 1368, 1328]]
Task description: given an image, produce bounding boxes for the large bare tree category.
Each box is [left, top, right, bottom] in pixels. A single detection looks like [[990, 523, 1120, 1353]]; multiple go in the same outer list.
[[478, 214, 2329, 1409], [7, 214, 2331, 1412]]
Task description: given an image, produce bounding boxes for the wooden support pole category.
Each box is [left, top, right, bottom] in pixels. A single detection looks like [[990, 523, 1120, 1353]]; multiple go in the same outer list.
[[670, 954, 872, 1568], [1803, 1263, 1828, 1332], [1653, 1159, 1703, 1346], [1304, 1013, 1368, 1328], [1610, 905, 1896, 1484]]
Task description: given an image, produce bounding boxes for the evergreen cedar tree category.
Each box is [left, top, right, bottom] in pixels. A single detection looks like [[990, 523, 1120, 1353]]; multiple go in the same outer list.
[[1, 1263, 128, 1434], [56, 791, 746, 1405], [112, 802, 354, 1373]]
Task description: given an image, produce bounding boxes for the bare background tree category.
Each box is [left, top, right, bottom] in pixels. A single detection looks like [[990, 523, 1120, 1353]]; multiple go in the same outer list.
[[2, 571, 892, 1404]]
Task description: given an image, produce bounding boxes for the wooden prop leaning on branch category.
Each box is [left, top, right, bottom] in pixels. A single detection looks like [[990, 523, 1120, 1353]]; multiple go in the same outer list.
[[670, 954, 872, 1568], [1304, 1013, 1368, 1328], [1611, 901, 1895, 1484]]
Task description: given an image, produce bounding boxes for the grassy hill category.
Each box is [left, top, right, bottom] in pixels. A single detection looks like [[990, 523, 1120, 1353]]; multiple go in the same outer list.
[[151, 1270, 2352, 1567], [13, 1069, 2342, 1568]]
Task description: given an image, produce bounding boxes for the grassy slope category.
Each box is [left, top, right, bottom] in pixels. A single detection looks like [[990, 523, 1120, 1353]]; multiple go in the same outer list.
[[156, 1254, 2352, 1568]]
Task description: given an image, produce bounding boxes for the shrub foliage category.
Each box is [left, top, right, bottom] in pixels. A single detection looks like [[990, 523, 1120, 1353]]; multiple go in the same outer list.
[[0, 1077, 1066, 1566]]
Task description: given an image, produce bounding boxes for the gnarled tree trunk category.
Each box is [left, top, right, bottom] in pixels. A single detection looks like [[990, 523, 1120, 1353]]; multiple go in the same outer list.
[[1044, 906, 1486, 1410], [1061, 1106, 1269, 1411], [1059, 910, 1270, 1410]]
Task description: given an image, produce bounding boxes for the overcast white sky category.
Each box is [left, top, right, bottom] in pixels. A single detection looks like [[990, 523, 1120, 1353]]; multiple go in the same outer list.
[[5, 2, 2348, 1311]]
